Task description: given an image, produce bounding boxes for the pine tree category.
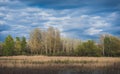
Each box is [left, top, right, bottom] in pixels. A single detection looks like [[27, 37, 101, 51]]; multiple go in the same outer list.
[[3, 35, 14, 56], [21, 36, 27, 54], [15, 37, 21, 55]]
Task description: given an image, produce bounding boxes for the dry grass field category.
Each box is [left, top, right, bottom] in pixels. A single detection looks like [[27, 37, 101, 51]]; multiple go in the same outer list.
[[0, 56, 120, 74]]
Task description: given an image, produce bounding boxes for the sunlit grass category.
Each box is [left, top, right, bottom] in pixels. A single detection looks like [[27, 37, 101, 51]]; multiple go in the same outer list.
[[0, 56, 120, 74], [0, 56, 120, 67]]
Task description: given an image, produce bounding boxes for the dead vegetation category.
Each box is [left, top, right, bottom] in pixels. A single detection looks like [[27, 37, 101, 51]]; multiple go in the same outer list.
[[0, 56, 120, 67], [0, 56, 120, 74]]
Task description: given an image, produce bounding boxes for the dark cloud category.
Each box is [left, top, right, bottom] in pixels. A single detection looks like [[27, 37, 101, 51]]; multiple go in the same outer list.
[[0, 0, 120, 41], [19, 0, 120, 10]]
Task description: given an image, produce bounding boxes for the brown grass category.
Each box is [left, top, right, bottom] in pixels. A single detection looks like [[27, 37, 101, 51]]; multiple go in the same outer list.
[[0, 56, 120, 74], [0, 55, 120, 67]]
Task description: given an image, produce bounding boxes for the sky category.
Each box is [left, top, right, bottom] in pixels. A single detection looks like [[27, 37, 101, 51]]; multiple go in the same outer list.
[[0, 0, 120, 41]]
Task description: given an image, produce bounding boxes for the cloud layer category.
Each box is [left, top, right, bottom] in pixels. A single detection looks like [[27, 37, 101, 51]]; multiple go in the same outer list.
[[0, 0, 120, 41]]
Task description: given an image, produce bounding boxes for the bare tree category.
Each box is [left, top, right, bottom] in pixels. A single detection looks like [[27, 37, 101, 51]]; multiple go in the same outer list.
[[61, 38, 81, 55], [55, 28, 61, 54], [28, 28, 43, 54]]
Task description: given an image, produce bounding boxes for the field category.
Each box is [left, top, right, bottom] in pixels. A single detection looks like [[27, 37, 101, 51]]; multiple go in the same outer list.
[[0, 56, 120, 74]]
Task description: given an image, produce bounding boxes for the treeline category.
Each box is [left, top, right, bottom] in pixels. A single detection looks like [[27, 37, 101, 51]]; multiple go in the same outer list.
[[0, 26, 120, 57]]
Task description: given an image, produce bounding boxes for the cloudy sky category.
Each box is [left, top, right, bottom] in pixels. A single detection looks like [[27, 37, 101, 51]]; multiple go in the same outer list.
[[0, 0, 120, 41]]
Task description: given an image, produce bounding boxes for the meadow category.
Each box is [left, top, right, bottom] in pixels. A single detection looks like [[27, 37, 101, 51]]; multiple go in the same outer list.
[[0, 56, 120, 74]]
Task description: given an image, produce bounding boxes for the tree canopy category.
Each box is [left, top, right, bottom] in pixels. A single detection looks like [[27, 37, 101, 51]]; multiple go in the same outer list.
[[0, 27, 120, 57]]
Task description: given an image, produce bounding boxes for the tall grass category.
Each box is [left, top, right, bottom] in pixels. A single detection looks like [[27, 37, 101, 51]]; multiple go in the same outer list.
[[0, 56, 120, 74]]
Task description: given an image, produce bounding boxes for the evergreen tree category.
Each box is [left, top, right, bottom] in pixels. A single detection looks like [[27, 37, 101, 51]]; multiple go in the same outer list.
[[3, 35, 14, 56], [0, 42, 3, 56], [21, 36, 27, 54], [15, 37, 21, 55]]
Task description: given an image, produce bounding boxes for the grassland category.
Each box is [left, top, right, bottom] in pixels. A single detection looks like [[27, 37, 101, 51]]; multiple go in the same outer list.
[[0, 56, 120, 74]]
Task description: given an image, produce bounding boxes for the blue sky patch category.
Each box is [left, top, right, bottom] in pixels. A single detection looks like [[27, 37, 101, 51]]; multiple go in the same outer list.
[[0, 0, 120, 41]]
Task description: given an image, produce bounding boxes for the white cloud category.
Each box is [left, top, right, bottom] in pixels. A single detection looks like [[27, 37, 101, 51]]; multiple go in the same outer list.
[[0, 20, 6, 25], [0, 0, 10, 3], [90, 16, 109, 28], [85, 28, 103, 35], [0, 12, 4, 16], [0, 0, 118, 40]]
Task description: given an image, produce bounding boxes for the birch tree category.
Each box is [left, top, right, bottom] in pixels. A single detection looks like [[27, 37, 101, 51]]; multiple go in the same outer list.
[[28, 28, 43, 54]]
